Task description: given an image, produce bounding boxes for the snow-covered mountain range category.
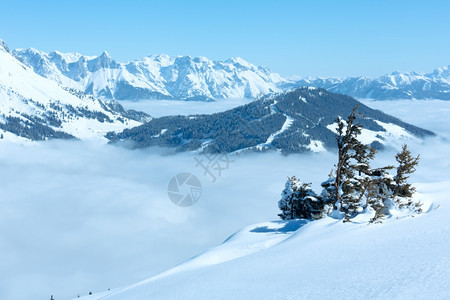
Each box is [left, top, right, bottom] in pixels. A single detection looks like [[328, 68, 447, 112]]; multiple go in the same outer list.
[[13, 45, 450, 101], [284, 66, 450, 100], [0, 40, 150, 142], [107, 88, 434, 153], [14, 48, 283, 101]]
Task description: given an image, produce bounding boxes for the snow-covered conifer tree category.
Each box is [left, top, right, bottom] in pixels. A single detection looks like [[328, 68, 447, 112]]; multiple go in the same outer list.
[[278, 176, 322, 220], [333, 107, 377, 221], [366, 167, 395, 223], [393, 144, 420, 209]]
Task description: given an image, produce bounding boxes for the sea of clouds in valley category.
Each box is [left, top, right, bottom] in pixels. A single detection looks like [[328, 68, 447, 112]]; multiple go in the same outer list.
[[0, 99, 449, 299]]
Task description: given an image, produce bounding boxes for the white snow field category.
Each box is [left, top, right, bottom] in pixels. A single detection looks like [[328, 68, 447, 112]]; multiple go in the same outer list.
[[81, 197, 447, 300], [0, 100, 449, 299]]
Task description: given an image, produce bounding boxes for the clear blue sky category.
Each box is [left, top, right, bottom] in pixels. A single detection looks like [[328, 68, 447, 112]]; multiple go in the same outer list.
[[1, 0, 449, 78]]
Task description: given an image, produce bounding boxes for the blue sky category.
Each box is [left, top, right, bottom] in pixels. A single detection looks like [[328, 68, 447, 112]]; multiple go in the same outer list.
[[1, 0, 449, 77]]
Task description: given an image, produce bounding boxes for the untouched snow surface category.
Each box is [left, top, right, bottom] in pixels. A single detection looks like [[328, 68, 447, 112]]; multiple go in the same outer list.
[[1, 100, 450, 300], [81, 193, 448, 299]]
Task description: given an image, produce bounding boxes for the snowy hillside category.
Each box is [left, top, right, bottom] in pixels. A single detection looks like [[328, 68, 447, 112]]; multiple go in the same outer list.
[[0, 40, 150, 141], [107, 88, 434, 153], [78, 188, 448, 299], [14, 47, 284, 101], [286, 66, 450, 100]]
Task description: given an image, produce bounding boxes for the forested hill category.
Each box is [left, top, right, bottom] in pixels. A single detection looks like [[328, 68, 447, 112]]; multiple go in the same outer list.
[[107, 88, 435, 154]]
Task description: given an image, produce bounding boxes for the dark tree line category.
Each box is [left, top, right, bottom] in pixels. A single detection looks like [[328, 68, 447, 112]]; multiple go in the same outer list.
[[0, 116, 75, 141]]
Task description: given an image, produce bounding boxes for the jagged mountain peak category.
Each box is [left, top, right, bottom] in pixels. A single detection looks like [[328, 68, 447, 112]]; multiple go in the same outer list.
[[87, 51, 119, 71], [225, 56, 254, 69], [100, 50, 110, 57], [431, 65, 450, 78], [389, 70, 402, 76], [144, 54, 174, 64], [47, 50, 84, 65], [17, 47, 42, 55]]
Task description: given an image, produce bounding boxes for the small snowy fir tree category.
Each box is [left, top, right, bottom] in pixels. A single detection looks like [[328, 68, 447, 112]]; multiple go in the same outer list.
[[393, 144, 421, 210], [278, 176, 297, 220], [320, 174, 336, 215], [278, 176, 322, 220], [366, 167, 395, 223], [333, 106, 377, 221]]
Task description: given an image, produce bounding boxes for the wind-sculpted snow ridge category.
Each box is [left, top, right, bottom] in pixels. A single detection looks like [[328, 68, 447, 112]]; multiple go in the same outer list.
[[0, 40, 151, 142], [75, 189, 450, 300], [107, 88, 435, 154]]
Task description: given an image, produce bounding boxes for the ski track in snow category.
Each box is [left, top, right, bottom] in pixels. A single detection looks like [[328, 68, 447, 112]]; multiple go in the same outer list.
[[260, 114, 294, 147]]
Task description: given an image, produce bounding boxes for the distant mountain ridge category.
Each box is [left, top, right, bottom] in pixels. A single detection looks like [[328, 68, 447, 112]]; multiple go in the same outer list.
[[284, 66, 450, 100], [13, 45, 450, 101], [107, 88, 435, 154], [14, 48, 283, 101]]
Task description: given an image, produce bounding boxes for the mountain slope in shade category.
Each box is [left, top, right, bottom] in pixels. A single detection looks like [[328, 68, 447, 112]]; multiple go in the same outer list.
[[75, 183, 448, 300], [14, 48, 284, 101], [0, 40, 150, 142], [107, 88, 434, 153], [284, 66, 450, 100]]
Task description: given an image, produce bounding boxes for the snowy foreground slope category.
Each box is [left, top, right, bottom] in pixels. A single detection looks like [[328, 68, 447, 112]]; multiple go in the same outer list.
[[82, 188, 448, 299]]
